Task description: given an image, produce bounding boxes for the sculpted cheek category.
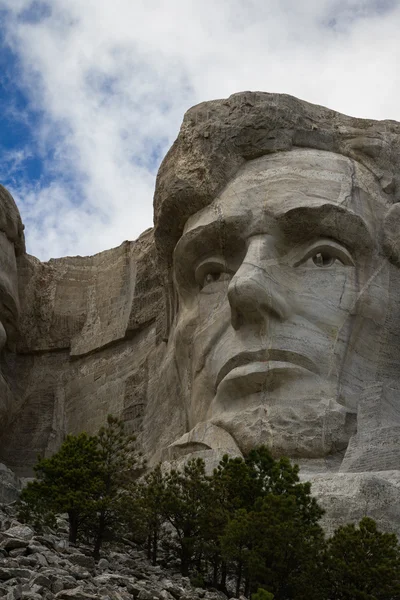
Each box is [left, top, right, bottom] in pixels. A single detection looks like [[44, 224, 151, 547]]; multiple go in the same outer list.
[[383, 203, 400, 266], [0, 322, 6, 352]]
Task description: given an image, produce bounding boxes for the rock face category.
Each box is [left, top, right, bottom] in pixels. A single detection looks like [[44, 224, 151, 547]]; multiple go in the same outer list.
[[2, 91, 400, 530], [0, 464, 21, 504], [1, 229, 163, 475]]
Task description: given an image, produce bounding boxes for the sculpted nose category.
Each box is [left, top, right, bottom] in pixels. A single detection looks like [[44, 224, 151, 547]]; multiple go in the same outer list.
[[227, 244, 291, 330]]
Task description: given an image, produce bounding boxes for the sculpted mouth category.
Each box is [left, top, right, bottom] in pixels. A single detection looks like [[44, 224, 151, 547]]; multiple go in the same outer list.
[[215, 349, 318, 389]]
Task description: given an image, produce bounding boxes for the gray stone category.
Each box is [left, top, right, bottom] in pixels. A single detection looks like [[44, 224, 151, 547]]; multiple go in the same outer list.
[[5, 584, 21, 600], [0, 466, 21, 504], [51, 576, 80, 593], [54, 589, 98, 600], [67, 555, 95, 571], [1, 539, 28, 551], [7, 550, 26, 558], [29, 574, 51, 589], [160, 581, 185, 599], [93, 574, 132, 587], [159, 591, 175, 600], [4, 527, 34, 541], [96, 558, 110, 571], [137, 589, 158, 600], [0, 569, 31, 582], [35, 553, 49, 567]]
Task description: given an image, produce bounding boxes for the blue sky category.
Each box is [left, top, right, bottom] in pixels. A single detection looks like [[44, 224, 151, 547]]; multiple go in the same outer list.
[[0, 39, 42, 183], [0, 0, 400, 260]]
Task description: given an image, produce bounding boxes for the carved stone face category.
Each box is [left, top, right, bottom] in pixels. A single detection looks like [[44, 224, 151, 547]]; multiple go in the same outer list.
[[171, 148, 392, 457]]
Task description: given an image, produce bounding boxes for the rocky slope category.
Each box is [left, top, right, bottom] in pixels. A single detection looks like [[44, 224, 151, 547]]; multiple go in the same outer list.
[[0, 504, 229, 600]]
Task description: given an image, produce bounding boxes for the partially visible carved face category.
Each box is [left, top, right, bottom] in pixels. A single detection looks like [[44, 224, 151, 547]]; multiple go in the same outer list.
[[0, 218, 21, 431], [171, 148, 392, 457], [0, 231, 19, 353]]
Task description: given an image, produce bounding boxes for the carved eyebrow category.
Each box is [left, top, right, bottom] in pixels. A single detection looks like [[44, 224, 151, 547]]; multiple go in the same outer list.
[[278, 204, 374, 252], [173, 215, 247, 268], [173, 203, 375, 271]]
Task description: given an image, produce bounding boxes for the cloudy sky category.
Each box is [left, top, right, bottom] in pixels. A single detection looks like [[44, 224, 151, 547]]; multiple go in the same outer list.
[[0, 0, 399, 260]]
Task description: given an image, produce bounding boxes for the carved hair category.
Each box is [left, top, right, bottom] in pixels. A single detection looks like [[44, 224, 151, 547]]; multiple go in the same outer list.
[[0, 185, 25, 256]]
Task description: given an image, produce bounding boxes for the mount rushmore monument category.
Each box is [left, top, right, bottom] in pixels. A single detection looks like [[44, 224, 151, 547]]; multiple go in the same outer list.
[[2, 91, 400, 532]]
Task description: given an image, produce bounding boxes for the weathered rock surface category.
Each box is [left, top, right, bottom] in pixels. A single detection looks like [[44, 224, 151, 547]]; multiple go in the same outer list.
[[0, 229, 163, 475], [0, 466, 21, 505], [0, 504, 227, 600]]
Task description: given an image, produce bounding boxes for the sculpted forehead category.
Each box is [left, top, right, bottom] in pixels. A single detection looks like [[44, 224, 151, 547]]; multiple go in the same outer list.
[[182, 149, 388, 238]]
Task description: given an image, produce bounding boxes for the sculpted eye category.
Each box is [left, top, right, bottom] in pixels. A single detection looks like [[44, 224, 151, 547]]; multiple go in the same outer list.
[[195, 259, 232, 290], [294, 240, 354, 269], [203, 272, 222, 286], [312, 252, 338, 267]]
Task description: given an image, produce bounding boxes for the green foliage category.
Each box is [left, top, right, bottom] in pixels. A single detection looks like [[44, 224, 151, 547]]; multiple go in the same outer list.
[[122, 462, 165, 563], [90, 415, 138, 559], [17, 480, 57, 533], [19, 432, 101, 543], [325, 516, 400, 600], [190, 573, 206, 589], [162, 458, 210, 576], [18, 416, 138, 558], [20, 438, 400, 599], [217, 451, 325, 599], [252, 588, 274, 600]]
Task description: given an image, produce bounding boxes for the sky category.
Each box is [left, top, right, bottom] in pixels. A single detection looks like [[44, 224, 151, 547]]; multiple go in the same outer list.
[[0, 0, 400, 260]]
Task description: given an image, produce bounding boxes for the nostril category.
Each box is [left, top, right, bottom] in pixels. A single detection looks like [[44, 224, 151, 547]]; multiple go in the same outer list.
[[228, 269, 290, 328], [231, 308, 244, 330], [228, 276, 266, 328]]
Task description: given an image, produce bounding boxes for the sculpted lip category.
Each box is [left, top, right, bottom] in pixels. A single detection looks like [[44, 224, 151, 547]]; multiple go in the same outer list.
[[215, 349, 318, 389]]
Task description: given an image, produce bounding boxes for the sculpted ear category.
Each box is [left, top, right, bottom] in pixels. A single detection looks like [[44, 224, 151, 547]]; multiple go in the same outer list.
[[383, 204, 400, 266]]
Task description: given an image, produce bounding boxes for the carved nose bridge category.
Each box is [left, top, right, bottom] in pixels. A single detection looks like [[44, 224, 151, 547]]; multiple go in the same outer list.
[[227, 242, 290, 330]]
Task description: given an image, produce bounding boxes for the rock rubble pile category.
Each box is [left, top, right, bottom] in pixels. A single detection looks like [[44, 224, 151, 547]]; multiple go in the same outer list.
[[0, 504, 230, 600]]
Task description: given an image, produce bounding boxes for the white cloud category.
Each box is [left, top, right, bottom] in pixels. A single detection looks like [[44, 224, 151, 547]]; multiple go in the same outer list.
[[0, 0, 400, 259]]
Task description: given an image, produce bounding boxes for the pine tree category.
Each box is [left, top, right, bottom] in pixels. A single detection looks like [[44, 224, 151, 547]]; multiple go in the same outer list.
[[129, 463, 166, 565], [18, 432, 101, 543], [18, 415, 138, 559], [91, 415, 138, 559], [245, 494, 325, 600], [326, 517, 400, 600], [221, 508, 252, 597], [162, 458, 210, 576], [217, 447, 325, 599]]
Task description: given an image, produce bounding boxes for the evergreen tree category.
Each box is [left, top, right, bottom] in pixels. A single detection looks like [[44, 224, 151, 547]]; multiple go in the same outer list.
[[246, 495, 325, 600], [325, 517, 400, 600], [162, 458, 210, 576], [18, 415, 138, 559], [217, 447, 325, 599], [221, 508, 252, 597], [17, 481, 57, 534], [18, 432, 101, 543], [90, 415, 138, 559], [129, 463, 166, 565]]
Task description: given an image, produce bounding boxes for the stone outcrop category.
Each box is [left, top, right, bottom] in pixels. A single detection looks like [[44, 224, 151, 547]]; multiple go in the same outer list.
[[0, 464, 21, 505], [2, 91, 400, 532]]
